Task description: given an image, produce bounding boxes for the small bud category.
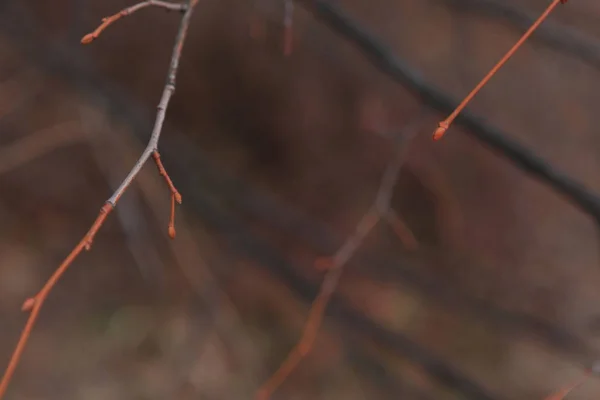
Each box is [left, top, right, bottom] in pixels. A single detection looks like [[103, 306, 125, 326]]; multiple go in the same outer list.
[[174, 192, 182, 205], [168, 225, 176, 239], [433, 124, 448, 141], [22, 298, 35, 312], [81, 34, 95, 44]]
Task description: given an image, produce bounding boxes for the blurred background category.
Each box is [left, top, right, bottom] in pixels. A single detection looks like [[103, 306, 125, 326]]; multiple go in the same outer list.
[[1, 0, 600, 398]]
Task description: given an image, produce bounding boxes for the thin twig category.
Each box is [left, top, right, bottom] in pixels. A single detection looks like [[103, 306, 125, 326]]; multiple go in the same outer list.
[[179, 180, 499, 399], [543, 370, 591, 400], [90, 105, 268, 393], [0, 203, 112, 398], [295, 0, 600, 226], [256, 113, 428, 399], [441, 0, 600, 71], [80, 0, 188, 44], [0, 1, 197, 397], [433, 0, 567, 140], [153, 150, 182, 238], [79, 104, 167, 288]]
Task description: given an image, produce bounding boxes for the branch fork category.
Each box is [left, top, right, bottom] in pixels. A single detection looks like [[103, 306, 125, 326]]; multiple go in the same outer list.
[[0, 1, 196, 397], [256, 113, 428, 399]]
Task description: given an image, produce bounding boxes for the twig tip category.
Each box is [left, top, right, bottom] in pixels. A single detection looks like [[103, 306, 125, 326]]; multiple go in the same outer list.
[[80, 34, 95, 44], [21, 298, 35, 312], [433, 121, 449, 141]]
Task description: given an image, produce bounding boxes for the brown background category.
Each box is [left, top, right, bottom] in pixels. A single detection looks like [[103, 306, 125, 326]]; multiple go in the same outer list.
[[1, 0, 600, 398]]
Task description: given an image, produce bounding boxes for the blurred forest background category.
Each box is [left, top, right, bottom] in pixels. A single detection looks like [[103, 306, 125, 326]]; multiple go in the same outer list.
[[1, 0, 600, 398]]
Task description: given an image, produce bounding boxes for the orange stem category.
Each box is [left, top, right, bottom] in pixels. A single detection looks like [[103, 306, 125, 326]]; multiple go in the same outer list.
[[543, 370, 589, 400], [433, 0, 567, 140], [0, 204, 112, 398]]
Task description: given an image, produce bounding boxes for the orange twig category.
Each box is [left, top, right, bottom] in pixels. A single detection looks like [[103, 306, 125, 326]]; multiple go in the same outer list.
[[152, 150, 182, 204], [543, 370, 590, 400], [433, 0, 568, 140], [255, 114, 428, 399], [152, 151, 182, 238], [0, 1, 198, 397], [0, 204, 112, 397], [81, 0, 187, 44]]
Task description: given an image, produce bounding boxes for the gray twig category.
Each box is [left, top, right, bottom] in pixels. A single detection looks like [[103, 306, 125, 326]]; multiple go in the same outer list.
[[257, 111, 429, 400]]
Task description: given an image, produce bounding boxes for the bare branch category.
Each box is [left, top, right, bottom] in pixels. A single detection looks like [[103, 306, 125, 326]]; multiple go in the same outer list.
[[295, 0, 600, 226], [0, 1, 197, 397], [152, 150, 182, 238], [256, 113, 429, 399], [80, 0, 187, 44], [433, 0, 567, 140]]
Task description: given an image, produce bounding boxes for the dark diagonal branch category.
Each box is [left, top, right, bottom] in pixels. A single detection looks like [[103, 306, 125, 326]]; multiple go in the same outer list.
[[443, 0, 600, 71], [433, 0, 566, 140], [295, 0, 600, 225]]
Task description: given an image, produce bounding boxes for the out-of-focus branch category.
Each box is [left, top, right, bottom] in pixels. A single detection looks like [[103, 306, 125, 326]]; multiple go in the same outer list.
[[295, 0, 600, 225], [7, 23, 584, 366], [256, 114, 428, 400], [79, 104, 167, 288], [442, 0, 600, 71], [543, 369, 591, 399], [0, 120, 83, 175], [172, 172, 499, 400], [0, 1, 197, 397]]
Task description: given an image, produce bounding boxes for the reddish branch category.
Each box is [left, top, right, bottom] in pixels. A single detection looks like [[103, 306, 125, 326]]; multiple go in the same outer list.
[[543, 370, 591, 400], [255, 114, 428, 400], [433, 0, 568, 140], [152, 151, 182, 238], [0, 0, 198, 397], [80, 0, 187, 44]]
